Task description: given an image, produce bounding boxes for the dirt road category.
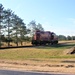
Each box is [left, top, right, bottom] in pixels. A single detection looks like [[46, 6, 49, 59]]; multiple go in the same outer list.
[[0, 59, 75, 74]]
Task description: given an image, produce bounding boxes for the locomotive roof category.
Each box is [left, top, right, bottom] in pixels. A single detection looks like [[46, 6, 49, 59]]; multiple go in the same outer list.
[[36, 30, 52, 33]]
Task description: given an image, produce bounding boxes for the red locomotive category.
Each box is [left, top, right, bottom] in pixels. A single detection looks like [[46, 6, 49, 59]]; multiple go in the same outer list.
[[31, 30, 58, 45]]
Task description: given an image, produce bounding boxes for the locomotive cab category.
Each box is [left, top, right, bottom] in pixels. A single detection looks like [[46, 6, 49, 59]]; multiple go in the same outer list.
[[31, 31, 40, 45], [50, 32, 58, 44]]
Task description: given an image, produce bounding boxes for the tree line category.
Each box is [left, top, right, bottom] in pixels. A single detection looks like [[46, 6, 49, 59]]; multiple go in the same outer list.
[[58, 35, 75, 41], [0, 3, 44, 47]]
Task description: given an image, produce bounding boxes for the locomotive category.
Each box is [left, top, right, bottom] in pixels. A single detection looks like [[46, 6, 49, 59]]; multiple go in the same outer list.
[[31, 30, 58, 45]]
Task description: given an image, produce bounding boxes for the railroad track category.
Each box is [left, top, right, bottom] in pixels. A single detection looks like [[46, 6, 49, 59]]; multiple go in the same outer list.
[[0, 45, 35, 49], [0, 42, 72, 49]]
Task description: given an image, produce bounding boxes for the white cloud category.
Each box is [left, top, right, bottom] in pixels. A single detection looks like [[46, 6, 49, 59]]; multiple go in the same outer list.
[[56, 29, 75, 36]]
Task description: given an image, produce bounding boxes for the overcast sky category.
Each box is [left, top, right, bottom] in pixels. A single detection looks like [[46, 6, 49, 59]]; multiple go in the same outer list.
[[0, 0, 75, 36]]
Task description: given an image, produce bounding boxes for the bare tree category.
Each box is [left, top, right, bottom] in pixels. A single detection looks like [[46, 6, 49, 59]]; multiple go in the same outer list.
[[28, 20, 44, 37]]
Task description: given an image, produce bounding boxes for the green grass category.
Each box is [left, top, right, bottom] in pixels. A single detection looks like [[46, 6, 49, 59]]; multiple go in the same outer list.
[[0, 42, 75, 60]]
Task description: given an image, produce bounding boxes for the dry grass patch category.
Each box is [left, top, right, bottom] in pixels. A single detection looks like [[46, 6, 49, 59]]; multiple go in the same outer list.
[[0, 40, 75, 60]]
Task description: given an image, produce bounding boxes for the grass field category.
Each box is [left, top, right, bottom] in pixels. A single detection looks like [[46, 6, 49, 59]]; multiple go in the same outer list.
[[0, 41, 75, 60]]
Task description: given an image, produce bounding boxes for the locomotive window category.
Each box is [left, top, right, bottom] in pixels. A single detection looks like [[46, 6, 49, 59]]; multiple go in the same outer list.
[[52, 33, 58, 38]]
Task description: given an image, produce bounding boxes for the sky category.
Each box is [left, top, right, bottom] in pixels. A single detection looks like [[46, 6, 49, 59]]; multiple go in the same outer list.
[[0, 0, 75, 36]]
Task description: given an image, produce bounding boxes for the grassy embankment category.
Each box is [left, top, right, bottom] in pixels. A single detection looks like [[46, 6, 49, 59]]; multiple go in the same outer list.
[[0, 41, 75, 60]]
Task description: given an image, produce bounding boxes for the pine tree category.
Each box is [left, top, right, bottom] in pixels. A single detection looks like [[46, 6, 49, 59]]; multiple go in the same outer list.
[[0, 4, 4, 47], [4, 9, 13, 47]]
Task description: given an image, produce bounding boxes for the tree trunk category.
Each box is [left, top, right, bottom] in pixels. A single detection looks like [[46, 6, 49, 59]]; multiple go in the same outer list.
[[0, 28, 1, 48], [21, 41, 23, 46], [8, 21, 10, 47], [16, 30, 18, 47]]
